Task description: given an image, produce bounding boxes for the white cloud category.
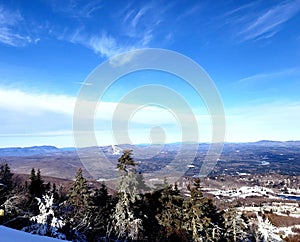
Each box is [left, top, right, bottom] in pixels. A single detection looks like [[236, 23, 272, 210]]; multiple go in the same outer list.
[[0, 5, 33, 47], [88, 33, 130, 58], [108, 50, 144, 67], [49, 0, 102, 18], [73, 81, 93, 86], [0, 88, 75, 138], [0, 86, 299, 147], [226, 101, 300, 142], [237, 0, 300, 41], [234, 68, 300, 86], [65, 2, 171, 59], [0, 5, 22, 25], [0, 88, 75, 115], [131, 5, 150, 29], [0, 87, 210, 146], [71, 31, 138, 59], [223, 1, 258, 18], [176, 3, 202, 21]]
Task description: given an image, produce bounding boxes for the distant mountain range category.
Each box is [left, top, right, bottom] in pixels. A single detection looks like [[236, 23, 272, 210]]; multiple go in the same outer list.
[[0, 146, 61, 157], [0, 140, 299, 157], [1, 140, 299, 180]]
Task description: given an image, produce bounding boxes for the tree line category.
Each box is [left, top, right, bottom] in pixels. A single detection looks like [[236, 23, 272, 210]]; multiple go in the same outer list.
[[0, 151, 259, 241]]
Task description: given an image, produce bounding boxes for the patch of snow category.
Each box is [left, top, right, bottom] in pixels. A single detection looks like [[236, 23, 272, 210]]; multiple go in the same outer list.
[[187, 165, 195, 168], [0, 226, 68, 242], [208, 186, 277, 199], [111, 145, 121, 155], [236, 172, 250, 176]]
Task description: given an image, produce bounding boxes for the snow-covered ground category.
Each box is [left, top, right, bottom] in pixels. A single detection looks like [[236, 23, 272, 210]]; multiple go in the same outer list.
[[0, 226, 68, 242], [207, 186, 279, 200]]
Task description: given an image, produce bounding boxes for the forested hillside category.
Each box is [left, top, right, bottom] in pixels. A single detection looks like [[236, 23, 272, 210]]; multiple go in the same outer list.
[[0, 151, 298, 241]]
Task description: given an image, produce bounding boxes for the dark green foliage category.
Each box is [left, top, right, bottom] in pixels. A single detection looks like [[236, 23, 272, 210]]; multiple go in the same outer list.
[[155, 180, 187, 240], [64, 168, 90, 236], [63, 169, 112, 241], [0, 163, 13, 204], [182, 178, 223, 241], [117, 149, 136, 171], [91, 183, 109, 207], [24, 168, 47, 216], [51, 183, 60, 203], [28, 168, 45, 198], [222, 209, 254, 242], [85, 183, 112, 241], [0, 163, 13, 189], [68, 168, 90, 208]]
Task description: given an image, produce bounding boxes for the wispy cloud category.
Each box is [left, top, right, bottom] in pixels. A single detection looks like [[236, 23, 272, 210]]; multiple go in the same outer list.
[[130, 5, 151, 29], [230, 68, 300, 101], [73, 81, 93, 86], [50, 0, 102, 18], [57, 2, 173, 58], [239, 0, 300, 40], [88, 33, 131, 57], [69, 2, 165, 59], [71, 31, 138, 58], [108, 50, 143, 67], [176, 3, 202, 21], [67, 2, 162, 58], [235, 68, 300, 86], [0, 5, 36, 47], [223, 1, 259, 18], [119, 2, 170, 47], [0, 27, 32, 47], [224, 0, 300, 42]]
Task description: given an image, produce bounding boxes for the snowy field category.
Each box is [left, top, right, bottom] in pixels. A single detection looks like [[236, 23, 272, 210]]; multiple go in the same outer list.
[[207, 186, 280, 200], [0, 226, 67, 242]]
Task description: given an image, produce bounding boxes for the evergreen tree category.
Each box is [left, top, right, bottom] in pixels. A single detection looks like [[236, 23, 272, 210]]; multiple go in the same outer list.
[[109, 150, 144, 241], [86, 183, 112, 241], [68, 168, 90, 208], [51, 183, 60, 203], [222, 209, 252, 242], [0, 163, 13, 206], [0, 163, 13, 189], [64, 168, 90, 241], [28, 168, 45, 198], [182, 178, 222, 242], [22, 193, 66, 240], [0, 163, 14, 204], [92, 183, 109, 208], [155, 180, 188, 241]]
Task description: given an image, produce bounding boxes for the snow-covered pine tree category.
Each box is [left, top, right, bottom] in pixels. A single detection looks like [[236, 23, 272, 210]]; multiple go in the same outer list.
[[182, 178, 222, 242], [109, 150, 144, 241], [85, 183, 111, 241], [22, 193, 66, 240], [222, 208, 253, 241], [64, 168, 90, 240], [256, 212, 283, 242]]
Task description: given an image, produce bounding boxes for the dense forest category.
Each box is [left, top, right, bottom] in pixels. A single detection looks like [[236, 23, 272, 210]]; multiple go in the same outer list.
[[0, 150, 289, 241]]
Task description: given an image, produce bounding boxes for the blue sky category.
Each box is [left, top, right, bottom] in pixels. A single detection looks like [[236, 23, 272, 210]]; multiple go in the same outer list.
[[0, 0, 300, 147]]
